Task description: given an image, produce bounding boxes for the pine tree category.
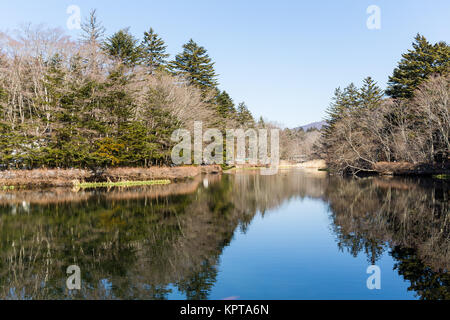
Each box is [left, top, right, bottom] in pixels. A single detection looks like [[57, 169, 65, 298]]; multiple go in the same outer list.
[[322, 83, 360, 140], [103, 28, 142, 66], [44, 54, 65, 107], [359, 77, 383, 110], [141, 28, 169, 72], [236, 102, 254, 126], [386, 34, 450, 99], [102, 65, 134, 133], [169, 39, 218, 91], [216, 90, 235, 118], [81, 9, 106, 45], [257, 116, 265, 128], [322, 87, 344, 140], [342, 83, 360, 110]]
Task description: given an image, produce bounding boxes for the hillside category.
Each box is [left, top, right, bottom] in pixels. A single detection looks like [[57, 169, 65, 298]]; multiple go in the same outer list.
[[296, 121, 326, 131]]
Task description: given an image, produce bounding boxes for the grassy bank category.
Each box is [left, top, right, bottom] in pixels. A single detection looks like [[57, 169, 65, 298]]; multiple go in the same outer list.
[[0, 165, 221, 188], [75, 180, 171, 189]]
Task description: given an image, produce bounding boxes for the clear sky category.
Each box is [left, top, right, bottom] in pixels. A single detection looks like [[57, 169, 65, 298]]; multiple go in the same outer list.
[[0, 0, 449, 128]]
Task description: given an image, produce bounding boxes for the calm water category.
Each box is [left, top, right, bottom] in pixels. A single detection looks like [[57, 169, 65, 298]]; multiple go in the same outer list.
[[0, 170, 448, 300]]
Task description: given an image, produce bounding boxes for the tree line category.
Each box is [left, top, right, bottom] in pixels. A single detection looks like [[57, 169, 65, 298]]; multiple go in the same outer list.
[[0, 10, 258, 169], [318, 34, 450, 175]]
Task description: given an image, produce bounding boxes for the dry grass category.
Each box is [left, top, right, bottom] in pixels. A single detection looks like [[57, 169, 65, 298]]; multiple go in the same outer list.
[[104, 165, 221, 181], [0, 175, 222, 205], [0, 165, 222, 187], [373, 161, 416, 174], [76, 180, 171, 189], [373, 161, 449, 175], [0, 168, 91, 187], [297, 159, 327, 169]]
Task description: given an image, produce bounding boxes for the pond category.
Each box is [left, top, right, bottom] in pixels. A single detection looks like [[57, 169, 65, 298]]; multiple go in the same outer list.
[[0, 170, 448, 300]]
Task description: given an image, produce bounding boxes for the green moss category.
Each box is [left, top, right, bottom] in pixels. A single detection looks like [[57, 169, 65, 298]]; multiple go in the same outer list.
[[1, 185, 15, 190], [75, 179, 171, 189], [433, 174, 450, 180], [228, 167, 262, 171], [221, 164, 235, 171]]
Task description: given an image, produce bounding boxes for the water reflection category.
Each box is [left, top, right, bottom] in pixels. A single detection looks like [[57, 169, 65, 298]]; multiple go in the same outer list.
[[326, 177, 449, 299], [0, 171, 448, 299]]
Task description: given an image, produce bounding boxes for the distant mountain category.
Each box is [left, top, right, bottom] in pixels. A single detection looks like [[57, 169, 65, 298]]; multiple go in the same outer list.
[[296, 121, 326, 131]]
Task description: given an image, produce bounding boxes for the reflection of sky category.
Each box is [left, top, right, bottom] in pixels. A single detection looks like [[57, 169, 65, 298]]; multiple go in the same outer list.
[[169, 198, 416, 300], [100, 278, 113, 298]]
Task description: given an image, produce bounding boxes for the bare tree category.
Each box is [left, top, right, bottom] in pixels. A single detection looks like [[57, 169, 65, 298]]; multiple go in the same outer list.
[[81, 9, 106, 46]]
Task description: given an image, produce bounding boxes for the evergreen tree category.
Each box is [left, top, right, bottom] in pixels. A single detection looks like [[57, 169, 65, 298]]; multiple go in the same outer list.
[[44, 54, 65, 110], [236, 102, 254, 126], [386, 34, 450, 99], [141, 28, 169, 72], [341, 83, 360, 110], [102, 65, 134, 133], [216, 90, 235, 118], [103, 28, 142, 66], [81, 9, 106, 45], [169, 39, 218, 91], [322, 87, 344, 140], [322, 83, 361, 141], [257, 116, 265, 128], [141, 87, 181, 165], [359, 77, 383, 110]]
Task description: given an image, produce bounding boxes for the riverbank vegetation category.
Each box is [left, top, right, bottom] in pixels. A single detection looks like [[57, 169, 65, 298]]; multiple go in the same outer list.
[[0, 10, 263, 170], [0, 9, 332, 172], [318, 34, 449, 175], [0, 165, 221, 187], [75, 179, 171, 189]]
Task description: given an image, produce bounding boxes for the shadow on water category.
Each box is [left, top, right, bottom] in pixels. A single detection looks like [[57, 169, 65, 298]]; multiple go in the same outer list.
[[0, 170, 448, 299]]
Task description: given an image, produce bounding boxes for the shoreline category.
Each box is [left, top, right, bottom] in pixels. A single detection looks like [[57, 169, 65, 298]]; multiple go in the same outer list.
[[372, 161, 450, 177], [0, 161, 448, 188], [0, 165, 222, 188], [0, 174, 221, 205], [295, 159, 449, 177]]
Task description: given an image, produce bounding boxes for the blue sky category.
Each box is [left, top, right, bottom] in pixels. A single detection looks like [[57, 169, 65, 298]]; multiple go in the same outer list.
[[0, 0, 449, 128]]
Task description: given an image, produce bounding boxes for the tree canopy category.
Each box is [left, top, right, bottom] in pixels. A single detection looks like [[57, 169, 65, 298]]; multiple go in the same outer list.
[[169, 39, 218, 91], [386, 34, 450, 99], [103, 28, 141, 66], [216, 90, 236, 118], [141, 28, 169, 72]]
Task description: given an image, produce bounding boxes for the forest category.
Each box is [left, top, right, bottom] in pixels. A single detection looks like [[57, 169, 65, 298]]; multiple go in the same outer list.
[[1, 9, 447, 175], [318, 34, 450, 175], [1, 10, 299, 169]]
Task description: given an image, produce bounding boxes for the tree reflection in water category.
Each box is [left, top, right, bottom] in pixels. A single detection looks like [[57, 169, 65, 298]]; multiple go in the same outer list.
[[326, 177, 449, 299], [0, 171, 448, 299]]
